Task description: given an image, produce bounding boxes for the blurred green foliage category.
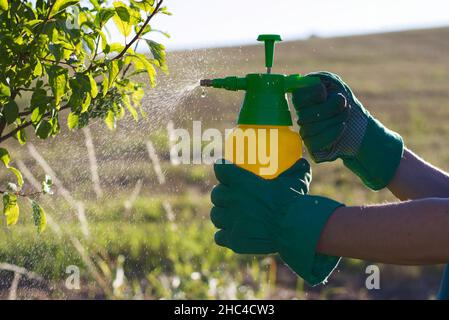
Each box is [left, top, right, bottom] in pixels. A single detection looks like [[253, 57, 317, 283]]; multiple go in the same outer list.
[[0, 0, 168, 229]]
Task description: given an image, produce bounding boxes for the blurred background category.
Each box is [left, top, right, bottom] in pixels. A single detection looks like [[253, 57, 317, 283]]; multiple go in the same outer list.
[[1, 0, 449, 299]]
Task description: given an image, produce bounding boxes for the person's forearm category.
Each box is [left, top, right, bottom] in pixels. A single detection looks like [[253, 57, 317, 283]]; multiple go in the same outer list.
[[316, 198, 449, 265], [388, 148, 449, 200]]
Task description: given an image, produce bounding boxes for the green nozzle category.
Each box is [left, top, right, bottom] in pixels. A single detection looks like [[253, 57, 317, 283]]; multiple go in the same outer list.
[[200, 76, 247, 91], [257, 34, 282, 73], [199, 34, 320, 126]]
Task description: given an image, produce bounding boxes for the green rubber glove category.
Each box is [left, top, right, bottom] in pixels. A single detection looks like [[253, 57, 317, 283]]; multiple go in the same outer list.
[[292, 71, 404, 190], [210, 158, 343, 286]]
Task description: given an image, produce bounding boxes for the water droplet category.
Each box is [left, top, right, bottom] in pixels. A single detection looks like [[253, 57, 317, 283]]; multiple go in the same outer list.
[[317, 113, 320, 117], [201, 88, 207, 98]]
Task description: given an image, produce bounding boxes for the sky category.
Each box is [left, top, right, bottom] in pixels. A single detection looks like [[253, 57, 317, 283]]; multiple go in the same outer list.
[[133, 0, 449, 51]]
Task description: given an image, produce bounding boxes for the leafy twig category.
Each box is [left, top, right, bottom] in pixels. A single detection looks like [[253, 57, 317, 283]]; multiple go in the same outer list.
[[0, 105, 71, 144], [0, 189, 42, 198], [114, 0, 164, 61], [85, 0, 164, 74], [39, 57, 78, 71], [15, 87, 35, 92]]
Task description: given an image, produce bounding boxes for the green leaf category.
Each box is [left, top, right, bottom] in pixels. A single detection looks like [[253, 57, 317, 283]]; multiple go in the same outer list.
[[3, 193, 19, 226], [116, 104, 125, 120], [108, 42, 125, 53], [102, 74, 109, 97], [49, 114, 58, 130], [88, 74, 98, 98], [113, 2, 132, 37], [31, 88, 49, 109], [0, 148, 11, 167], [135, 24, 151, 36], [68, 73, 92, 112], [4, 100, 19, 124], [160, 6, 172, 15], [0, 0, 8, 11], [104, 109, 116, 130], [108, 60, 120, 90], [95, 8, 116, 28], [9, 167, 23, 187], [145, 40, 168, 73], [31, 106, 46, 125], [83, 34, 96, 53], [132, 0, 154, 11], [50, 0, 80, 17], [36, 120, 52, 139], [25, 19, 44, 29], [16, 128, 26, 145], [0, 82, 10, 97], [122, 94, 138, 121], [49, 116, 60, 136], [0, 148, 23, 186], [48, 44, 62, 62], [42, 175, 53, 195], [99, 31, 108, 52], [114, 3, 130, 22], [132, 86, 145, 106], [30, 200, 47, 233], [33, 59, 43, 77], [134, 54, 156, 87], [81, 93, 91, 113], [89, 0, 100, 10], [47, 66, 68, 107], [67, 112, 79, 130]]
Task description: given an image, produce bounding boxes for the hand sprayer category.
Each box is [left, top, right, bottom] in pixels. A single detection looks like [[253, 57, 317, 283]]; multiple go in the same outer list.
[[200, 35, 319, 179]]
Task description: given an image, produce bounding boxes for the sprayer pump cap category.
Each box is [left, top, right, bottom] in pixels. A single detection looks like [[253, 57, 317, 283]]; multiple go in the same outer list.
[[257, 34, 282, 42], [257, 34, 282, 70]]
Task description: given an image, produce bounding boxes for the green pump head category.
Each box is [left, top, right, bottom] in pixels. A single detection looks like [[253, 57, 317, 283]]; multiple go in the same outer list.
[[257, 34, 281, 73], [200, 34, 319, 126]]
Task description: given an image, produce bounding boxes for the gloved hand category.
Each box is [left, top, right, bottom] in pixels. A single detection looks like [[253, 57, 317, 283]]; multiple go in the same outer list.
[[210, 158, 343, 286], [292, 71, 404, 190]]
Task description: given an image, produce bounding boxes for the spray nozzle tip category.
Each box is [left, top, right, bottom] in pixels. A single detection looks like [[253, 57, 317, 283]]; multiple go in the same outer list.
[[200, 79, 213, 87]]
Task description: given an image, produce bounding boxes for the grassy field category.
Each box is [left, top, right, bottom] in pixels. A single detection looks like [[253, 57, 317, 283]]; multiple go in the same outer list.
[[1, 26, 449, 299]]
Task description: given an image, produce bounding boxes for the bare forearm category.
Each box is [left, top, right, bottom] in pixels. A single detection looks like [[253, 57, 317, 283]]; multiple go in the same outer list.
[[317, 198, 449, 265], [388, 148, 449, 200]]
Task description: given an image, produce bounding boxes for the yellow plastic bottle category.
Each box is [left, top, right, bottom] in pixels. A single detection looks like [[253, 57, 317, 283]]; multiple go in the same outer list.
[[224, 124, 302, 179]]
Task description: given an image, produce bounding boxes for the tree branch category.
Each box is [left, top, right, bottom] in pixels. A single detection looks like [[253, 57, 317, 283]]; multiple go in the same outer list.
[[121, 42, 139, 78], [0, 190, 42, 198], [85, 0, 164, 75], [39, 57, 78, 71], [18, 110, 33, 117], [113, 0, 164, 62], [0, 104, 71, 144], [0, 118, 6, 138]]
